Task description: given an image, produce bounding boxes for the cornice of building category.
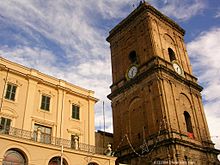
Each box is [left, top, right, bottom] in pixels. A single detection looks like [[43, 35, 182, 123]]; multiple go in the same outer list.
[[96, 130, 113, 137], [0, 56, 98, 102]]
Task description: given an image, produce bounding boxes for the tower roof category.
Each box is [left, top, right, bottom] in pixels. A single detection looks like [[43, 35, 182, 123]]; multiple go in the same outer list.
[[107, 2, 185, 42]]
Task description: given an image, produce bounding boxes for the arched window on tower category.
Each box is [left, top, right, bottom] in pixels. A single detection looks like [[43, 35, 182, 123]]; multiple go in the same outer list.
[[184, 111, 193, 133], [168, 48, 176, 62], [129, 51, 138, 64]]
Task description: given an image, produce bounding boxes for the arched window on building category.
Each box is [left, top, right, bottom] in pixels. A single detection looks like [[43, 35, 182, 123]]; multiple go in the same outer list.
[[88, 162, 99, 165], [184, 111, 193, 133], [2, 149, 27, 165], [49, 156, 68, 165], [129, 51, 138, 64], [168, 48, 176, 62]]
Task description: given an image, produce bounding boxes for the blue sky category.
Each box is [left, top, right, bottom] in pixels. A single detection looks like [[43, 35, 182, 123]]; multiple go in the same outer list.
[[0, 0, 220, 151]]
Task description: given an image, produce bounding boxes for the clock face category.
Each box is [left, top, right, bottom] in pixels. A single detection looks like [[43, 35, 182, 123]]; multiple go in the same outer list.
[[173, 62, 183, 75], [127, 65, 138, 79]]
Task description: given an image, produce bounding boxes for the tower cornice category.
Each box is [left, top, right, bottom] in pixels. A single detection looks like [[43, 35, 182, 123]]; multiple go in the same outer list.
[[108, 57, 202, 100]]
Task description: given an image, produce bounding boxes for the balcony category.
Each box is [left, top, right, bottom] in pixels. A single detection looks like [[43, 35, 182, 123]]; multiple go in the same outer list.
[[0, 126, 105, 155]]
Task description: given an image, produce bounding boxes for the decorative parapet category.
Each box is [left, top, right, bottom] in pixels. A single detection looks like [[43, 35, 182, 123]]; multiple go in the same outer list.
[[0, 126, 106, 155]]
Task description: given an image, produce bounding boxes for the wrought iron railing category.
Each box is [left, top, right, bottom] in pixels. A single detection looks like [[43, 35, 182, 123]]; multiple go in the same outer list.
[[0, 126, 105, 155]]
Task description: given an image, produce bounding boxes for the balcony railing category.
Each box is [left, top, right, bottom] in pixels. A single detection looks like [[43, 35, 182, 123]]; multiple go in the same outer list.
[[0, 126, 105, 155]]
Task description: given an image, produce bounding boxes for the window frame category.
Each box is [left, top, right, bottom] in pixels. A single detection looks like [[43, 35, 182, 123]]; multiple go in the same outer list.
[[3, 149, 27, 164], [168, 48, 176, 62], [184, 111, 193, 133], [0, 117, 11, 134], [49, 156, 68, 165], [5, 83, 17, 101], [128, 50, 138, 64], [71, 104, 80, 120], [33, 123, 52, 144], [40, 95, 51, 111]]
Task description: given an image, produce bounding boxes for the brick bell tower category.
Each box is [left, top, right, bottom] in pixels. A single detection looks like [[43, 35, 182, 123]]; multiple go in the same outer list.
[[107, 2, 220, 165]]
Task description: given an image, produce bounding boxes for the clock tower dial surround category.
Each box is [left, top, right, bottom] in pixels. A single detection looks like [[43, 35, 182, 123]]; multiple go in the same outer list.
[[107, 2, 220, 165]]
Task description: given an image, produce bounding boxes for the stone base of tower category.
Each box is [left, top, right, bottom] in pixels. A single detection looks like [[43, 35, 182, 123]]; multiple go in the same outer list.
[[115, 137, 220, 165]]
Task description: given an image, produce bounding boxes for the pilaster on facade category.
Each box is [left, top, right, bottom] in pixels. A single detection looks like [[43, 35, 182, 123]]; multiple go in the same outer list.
[[56, 88, 66, 139], [23, 78, 38, 130]]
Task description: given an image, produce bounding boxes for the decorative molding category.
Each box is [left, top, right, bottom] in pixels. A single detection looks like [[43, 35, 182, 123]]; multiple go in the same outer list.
[[67, 128, 82, 136], [38, 89, 55, 97], [0, 106, 18, 118], [6, 78, 23, 87], [31, 116, 55, 126]]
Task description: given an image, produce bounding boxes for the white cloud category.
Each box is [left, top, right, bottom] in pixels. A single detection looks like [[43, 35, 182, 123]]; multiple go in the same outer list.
[[89, 0, 134, 19], [187, 27, 220, 149], [0, 1, 105, 62], [0, 46, 56, 70], [187, 28, 220, 82], [0, 0, 138, 62], [215, 11, 220, 18], [150, 0, 206, 21]]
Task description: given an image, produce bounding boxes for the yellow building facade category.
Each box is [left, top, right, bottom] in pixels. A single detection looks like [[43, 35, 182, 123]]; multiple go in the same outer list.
[[0, 57, 116, 165]]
